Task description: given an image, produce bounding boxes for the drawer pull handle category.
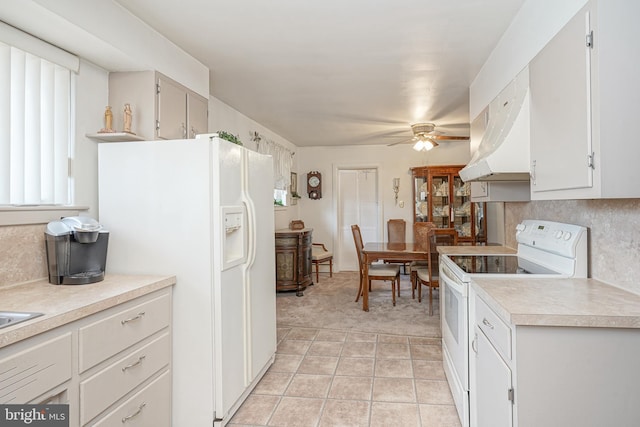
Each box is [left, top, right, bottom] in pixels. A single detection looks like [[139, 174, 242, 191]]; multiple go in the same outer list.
[[122, 402, 146, 423], [482, 318, 494, 329], [122, 355, 146, 372], [121, 312, 146, 325]]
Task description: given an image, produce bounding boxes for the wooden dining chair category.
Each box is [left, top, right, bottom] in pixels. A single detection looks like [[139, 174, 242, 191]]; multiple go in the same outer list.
[[414, 227, 458, 315], [410, 222, 436, 297], [351, 224, 401, 306], [311, 243, 333, 282], [385, 219, 411, 277]]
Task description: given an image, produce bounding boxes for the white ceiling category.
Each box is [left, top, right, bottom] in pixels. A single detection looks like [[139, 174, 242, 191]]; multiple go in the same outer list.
[[13, 0, 526, 147]]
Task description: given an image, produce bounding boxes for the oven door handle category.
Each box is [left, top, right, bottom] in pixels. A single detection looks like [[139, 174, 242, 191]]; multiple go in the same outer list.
[[440, 263, 467, 297]]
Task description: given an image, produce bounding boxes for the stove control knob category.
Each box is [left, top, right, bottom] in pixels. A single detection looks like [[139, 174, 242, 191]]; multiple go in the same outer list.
[[563, 232, 572, 241], [516, 223, 526, 232], [555, 230, 564, 239]]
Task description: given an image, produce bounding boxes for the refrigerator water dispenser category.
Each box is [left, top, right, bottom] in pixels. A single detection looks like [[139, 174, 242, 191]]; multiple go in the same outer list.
[[222, 206, 246, 270]]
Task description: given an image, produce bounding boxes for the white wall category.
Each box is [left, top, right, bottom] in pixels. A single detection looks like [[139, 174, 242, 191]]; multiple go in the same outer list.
[[296, 141, 472, 269], [74, 60, 109, 217]]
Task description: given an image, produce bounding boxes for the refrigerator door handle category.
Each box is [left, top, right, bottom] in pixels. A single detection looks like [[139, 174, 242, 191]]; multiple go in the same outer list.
[[242, 152, 257, 269]]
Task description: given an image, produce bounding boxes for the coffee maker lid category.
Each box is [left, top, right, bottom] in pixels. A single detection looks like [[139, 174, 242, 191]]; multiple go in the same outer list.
[[46, 216, 102, 236]]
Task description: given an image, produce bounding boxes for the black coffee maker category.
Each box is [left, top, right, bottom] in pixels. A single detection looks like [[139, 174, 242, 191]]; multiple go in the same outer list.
[[45, 216, 109, 285]]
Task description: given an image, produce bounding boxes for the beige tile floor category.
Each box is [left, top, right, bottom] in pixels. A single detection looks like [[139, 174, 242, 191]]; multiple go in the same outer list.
[[228, 326, 462, 426]]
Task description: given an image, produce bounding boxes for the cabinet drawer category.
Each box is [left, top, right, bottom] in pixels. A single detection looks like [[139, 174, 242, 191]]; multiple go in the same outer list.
[[80, 333, 170, 424], [0, 333, 72, 404], [475, 296, 511, 360], [92, 370, 171, 427], [275, 236, 298, 247], [79, 292, 170, 372]]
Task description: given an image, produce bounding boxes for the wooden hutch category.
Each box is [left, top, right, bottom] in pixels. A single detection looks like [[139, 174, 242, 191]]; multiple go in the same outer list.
[[411, 165, 487, 244]]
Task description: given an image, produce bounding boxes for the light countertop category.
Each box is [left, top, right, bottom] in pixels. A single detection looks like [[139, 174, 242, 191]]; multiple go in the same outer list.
[[0, 274, 176, 349], [471, 277, 640, 329]]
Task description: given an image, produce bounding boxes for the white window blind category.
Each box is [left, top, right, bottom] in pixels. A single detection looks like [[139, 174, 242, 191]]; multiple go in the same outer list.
[[0, 41, 73, 205]]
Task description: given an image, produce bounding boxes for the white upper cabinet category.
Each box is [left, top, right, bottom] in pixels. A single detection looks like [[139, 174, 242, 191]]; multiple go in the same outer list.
[[109, 71, 208, 140], [157, 75, 188, 140], [187, 92, 208, 138], [529, 0, 640, 199]]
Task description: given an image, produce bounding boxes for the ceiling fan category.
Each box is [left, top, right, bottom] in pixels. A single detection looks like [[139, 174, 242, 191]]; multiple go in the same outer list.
[[387, 123, 469, 151]]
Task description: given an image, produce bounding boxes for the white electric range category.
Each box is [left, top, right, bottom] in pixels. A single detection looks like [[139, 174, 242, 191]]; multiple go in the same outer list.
[[438, 219, 588, 427]]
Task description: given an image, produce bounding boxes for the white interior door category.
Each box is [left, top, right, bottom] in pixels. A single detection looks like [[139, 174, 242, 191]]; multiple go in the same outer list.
[[337, 168, 379, 271]]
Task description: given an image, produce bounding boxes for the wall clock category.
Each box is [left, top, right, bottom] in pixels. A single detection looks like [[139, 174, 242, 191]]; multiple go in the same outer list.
[[307, 171, 322, 199]]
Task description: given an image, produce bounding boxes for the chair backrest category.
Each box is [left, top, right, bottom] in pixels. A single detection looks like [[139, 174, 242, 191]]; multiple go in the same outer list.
[[433, 228, 458, 247], [413, 222, 436, 246], [387, 219, 406, 243], [429, 228, 458, 278], [351, 224, 365, 272]]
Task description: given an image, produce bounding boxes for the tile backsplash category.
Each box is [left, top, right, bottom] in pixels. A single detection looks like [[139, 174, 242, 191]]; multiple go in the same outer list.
[[505, 199, 640, 295], [0, 223, 48, 286]]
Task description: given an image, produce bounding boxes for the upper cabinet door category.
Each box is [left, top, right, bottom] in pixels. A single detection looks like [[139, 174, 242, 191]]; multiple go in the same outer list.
[[529, 1, 640, 200], [157, 76, 187, 140], [530, 5, 593, 193], [187, 93, 208, 138]]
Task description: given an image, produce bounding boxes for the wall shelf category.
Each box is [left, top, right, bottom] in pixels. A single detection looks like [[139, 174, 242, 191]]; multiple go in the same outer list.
[[85, 132, 145, 142]]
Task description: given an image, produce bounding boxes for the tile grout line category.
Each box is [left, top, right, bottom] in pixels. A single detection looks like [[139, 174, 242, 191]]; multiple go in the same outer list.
[[231, 326, 459, 426]]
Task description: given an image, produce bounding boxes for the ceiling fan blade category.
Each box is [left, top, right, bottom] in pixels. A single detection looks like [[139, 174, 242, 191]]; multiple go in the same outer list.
[[432, 135, 469, 141], [387, 138, 414, 147]]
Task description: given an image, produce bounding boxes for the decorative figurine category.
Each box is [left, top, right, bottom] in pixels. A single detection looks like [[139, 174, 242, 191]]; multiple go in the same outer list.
[[123, 103, 134, 134], [99, 106, 115, 133]]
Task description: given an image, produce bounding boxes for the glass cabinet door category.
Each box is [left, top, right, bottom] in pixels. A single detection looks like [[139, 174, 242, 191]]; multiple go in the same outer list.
[[413, 169, 429, 223], [452, 178, 472, 238], [429, 172, 451, 228]]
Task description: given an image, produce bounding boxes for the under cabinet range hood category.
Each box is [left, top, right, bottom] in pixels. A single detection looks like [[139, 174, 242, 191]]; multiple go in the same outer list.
[[460, 68, 531, 182]]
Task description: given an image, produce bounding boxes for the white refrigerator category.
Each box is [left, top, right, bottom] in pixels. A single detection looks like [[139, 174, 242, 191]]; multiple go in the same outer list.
[[98, 135, 276, 426]]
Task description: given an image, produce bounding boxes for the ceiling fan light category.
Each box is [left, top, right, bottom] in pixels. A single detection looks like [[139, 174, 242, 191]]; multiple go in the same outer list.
[[424, 140, 435, 150], [413, 140, 425, 151]]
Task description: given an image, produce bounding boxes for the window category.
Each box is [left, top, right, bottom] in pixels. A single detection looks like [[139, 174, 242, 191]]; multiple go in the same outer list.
[[0, 23, 78, 206], [274, 188, 288, 206], [256, 136, 294, 207]]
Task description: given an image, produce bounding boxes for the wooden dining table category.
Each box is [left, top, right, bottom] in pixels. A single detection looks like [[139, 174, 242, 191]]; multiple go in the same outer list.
[[361, 242, 430, 311]]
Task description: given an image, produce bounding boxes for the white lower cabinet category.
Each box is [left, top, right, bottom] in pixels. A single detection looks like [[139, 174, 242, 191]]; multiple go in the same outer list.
[[470, 290, 514, 427], [80, 333, 171, 424], [470, 287, 640, 427], [0, 287, 172, 427], [0, 333, 72, 404], [473, 327, 513, 427], [93, 371, 171, 427]]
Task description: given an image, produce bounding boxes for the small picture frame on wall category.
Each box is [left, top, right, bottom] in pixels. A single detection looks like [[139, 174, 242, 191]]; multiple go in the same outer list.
[[290, 172, 299, 205]]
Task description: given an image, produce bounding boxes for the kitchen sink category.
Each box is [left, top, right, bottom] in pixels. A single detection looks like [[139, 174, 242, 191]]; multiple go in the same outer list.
[[0, 311, 44, 329]]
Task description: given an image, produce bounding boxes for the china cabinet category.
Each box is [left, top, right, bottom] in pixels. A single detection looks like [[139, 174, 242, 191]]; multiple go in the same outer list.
[[275, 228, 313, 295], [411, 165, 486, 244]]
